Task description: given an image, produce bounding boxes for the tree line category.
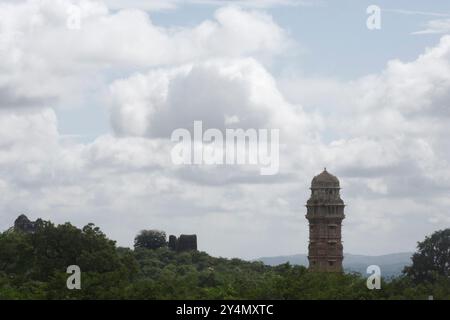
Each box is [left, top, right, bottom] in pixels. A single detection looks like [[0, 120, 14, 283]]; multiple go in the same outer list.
[[0, 218, 448, 299]]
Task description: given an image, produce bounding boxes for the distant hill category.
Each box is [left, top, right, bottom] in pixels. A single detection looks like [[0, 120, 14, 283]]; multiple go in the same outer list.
[[255, 252, 413, 278]]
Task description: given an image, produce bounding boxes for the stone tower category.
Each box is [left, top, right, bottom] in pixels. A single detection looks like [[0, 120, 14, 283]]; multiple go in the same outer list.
[[306, 169, 345, 272]]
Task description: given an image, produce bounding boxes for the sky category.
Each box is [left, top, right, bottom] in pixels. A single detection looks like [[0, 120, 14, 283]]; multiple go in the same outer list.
[[0, 0, 450, 259]]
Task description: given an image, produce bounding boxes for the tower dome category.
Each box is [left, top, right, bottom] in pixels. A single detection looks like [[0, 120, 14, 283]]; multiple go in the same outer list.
[[311, 168, 340, 188]]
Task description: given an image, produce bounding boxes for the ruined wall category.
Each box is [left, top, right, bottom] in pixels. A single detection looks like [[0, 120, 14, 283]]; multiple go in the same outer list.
[[168, 234, 197, 252], [14, 214, 40, 234]]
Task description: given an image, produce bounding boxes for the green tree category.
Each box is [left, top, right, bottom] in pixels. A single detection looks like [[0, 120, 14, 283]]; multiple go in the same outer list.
[[0, 219, 138, 299], [134, 230, 167, 250], [403, 228, 450, 283], [2, 216, 449, 300]]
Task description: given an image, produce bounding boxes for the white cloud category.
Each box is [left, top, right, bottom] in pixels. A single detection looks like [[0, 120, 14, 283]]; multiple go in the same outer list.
[[0, 0, 292, 111], [0, 0, 449, 259], [276, 36, 450, 254], [58, 35, 450, 255], [104, 0, 312, 11], [0, 0, 302, 258], [109, 58, 307, 138], [413, 19, 450, 35]]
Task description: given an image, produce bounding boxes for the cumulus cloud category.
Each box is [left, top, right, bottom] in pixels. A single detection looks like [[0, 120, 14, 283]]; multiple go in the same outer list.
[[88, 35, 450, 255], [278, 36, 450, 251], [0, 1, 301, 258], [109, 58, 307, 137], [0, 0, 291, 111], [0, 0, 449, 258]]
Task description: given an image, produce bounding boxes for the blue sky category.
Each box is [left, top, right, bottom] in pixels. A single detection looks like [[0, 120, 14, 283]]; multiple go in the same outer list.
[[148, 0, 450, 78]]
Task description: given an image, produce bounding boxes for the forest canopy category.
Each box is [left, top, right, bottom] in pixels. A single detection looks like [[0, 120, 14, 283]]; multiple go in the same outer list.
[[0, 216, 448, 300]]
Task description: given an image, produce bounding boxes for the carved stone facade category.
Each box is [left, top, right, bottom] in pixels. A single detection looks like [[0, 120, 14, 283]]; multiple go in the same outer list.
[[306, 169, 345, 272]]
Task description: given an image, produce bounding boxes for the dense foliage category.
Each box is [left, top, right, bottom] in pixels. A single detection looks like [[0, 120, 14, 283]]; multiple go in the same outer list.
[[0, 220, 448, 300], [403, 229, 449, 284], [134, 230, 167, 250]]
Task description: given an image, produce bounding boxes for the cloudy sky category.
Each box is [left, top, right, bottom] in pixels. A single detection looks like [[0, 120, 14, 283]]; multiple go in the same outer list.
[[1, 0, 450, 259]]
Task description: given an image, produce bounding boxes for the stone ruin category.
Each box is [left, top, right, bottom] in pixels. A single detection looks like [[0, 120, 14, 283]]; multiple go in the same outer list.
[[168, 234, 197, 252], [12, 214, 198, 252], [14, 214, 41, 234]]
